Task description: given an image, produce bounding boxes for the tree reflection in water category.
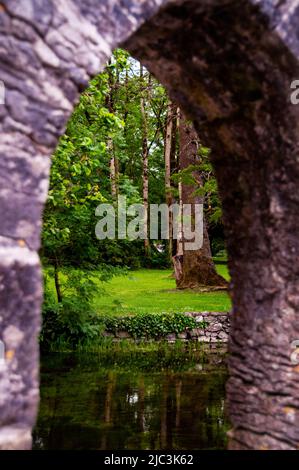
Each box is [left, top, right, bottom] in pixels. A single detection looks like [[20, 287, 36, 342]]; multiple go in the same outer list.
[[33, 348, 229, 450]]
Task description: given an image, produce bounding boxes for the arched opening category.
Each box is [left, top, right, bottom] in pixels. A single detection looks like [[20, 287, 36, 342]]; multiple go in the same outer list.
[[34, 49, 230, 450], [0, 0, 299, 450]]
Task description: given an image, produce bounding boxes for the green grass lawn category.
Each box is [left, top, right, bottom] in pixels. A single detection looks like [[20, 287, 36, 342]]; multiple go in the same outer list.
[[94, 266, 231, 316]]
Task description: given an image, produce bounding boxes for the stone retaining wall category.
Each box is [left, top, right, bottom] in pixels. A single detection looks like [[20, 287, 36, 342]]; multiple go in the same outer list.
[[104, 312, 230, 343], [172, 312, 230, 343]]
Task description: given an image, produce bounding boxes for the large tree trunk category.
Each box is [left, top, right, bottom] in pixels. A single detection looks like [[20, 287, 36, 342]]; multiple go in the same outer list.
[[175, 221, 227, 289], [174, 114, 227, 289]]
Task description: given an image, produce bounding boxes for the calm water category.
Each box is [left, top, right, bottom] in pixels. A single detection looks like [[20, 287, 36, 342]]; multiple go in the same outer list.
[[33, 348, 228, 450]]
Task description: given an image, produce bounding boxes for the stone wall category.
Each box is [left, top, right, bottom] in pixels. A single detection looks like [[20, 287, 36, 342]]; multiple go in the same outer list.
[[175, 312, 230, 343], [104, 312, 230, 344]]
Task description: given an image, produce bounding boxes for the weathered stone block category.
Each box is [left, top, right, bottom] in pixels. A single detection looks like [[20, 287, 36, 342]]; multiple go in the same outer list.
[[195, 315, 203, 322], [198, 337, 211, 343], [116, 331, 131, 339], [177, 332, 187, 339], [206, 322, 222, 333], [166, 333, 176, 343], [218, 331, 228, 341]]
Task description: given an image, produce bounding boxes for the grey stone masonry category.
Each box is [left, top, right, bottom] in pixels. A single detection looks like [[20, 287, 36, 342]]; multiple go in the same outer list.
[[183, 312, 230, 344]]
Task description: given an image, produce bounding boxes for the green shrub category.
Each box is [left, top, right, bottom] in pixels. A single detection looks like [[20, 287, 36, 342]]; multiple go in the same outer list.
[[41, 299, 104, 351], [40, 269, 104, 350]]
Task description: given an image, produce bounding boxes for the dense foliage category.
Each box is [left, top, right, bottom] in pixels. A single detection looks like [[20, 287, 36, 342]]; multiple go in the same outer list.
[[42, 49, 169, 271]]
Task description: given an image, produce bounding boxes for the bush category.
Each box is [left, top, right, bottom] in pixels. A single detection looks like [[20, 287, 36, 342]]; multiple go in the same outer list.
[[41, 298, 104, 351], [41, 268, 107, 350]]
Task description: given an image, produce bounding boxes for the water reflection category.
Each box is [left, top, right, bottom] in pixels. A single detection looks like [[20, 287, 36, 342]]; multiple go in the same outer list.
[[33, 349, 228, 450]]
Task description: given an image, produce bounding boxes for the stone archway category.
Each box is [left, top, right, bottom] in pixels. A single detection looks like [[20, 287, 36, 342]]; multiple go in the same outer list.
[[0, 0, 299, 450]]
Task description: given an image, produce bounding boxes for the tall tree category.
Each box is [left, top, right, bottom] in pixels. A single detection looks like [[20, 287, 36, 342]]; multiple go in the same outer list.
[[173, 115, 227, 288], [164, 102, 179, 260], [140, 65, 150, 257], [106, 59, 119, 198]]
